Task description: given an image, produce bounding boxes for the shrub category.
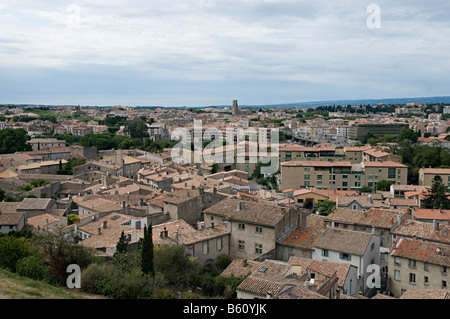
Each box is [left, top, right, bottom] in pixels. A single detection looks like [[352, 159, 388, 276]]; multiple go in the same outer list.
[[16, 256, 50, 281], [216, 254, 233, 271], [153, 288, 177, 299], [0, 236, 30, 272]]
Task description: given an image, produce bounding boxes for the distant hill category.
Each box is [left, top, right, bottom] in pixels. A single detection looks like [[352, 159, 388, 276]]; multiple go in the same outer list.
[[2, 96, 450, 109], [238, 96, 450, 109]]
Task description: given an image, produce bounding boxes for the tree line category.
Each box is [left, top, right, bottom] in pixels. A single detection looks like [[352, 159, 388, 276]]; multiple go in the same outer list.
[[0, 228, 246, 299]]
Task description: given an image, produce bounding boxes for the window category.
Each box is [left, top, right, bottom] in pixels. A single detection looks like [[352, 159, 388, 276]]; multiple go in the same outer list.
[[187, 246, 194, 256], [202, 241, 209, 255], [340, 253, 351, 261], [238, 240, 245, 251], [371, 243, 375, 251], [216, 238, 222, 251], [388, 168, 395, 179], [409, 273, 416, 284], [317, 174, 322, 185], [443, 281, 447, 289], [394, 257, 401, 266], [443, 266, 448, 275], [424, 276, 429, 285], [394, 270, 400, 281], [255, 226, 263, 234], [238, 223, 245, 231], [322, 249, 329, 257], [408, 259, 416, 268], [255, 244, 263, 255], [352, 204, 357, 210], [424, 262, 429, 271]]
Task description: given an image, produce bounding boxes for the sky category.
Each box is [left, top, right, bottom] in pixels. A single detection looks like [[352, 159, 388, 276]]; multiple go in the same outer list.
[[0, 0, 450, 107]]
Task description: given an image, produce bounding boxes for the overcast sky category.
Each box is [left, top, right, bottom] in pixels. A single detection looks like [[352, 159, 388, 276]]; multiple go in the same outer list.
[[0, 0, 449, 107]]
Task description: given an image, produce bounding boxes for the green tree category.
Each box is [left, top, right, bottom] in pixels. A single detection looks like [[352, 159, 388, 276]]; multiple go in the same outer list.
[[153, 244, 201, 288], [377, 180, 392, 191], [141, 225, 155, 276], [422, 175, 450, 209], [31, 233, 97, 284], [359, 186, 373, 193], [124, 119, 149, 139], [313, 200, 336, 216], [116, 231, 128, 255], [16, 255, 50, 281], [398, 129, 418, 144], [216, 253, 233, 271], [0, 128, 31, 154], [67, 214, 80, 225], [0, 236, 30, 272]]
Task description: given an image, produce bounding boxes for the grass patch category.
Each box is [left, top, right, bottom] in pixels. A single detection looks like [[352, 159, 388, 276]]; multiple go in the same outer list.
[[0, 268, 105, 299]]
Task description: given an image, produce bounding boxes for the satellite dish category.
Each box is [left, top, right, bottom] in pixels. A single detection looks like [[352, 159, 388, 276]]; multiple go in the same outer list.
[[436, 248, 441, 253]]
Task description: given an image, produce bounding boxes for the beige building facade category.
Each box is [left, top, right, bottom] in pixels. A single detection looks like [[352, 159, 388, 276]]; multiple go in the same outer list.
[[280, 161, 408, 191]]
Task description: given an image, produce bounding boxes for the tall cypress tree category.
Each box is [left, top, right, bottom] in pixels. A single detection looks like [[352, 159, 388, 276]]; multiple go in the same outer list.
[[141, 224, 154, 276], [115, 231, 128, 254]]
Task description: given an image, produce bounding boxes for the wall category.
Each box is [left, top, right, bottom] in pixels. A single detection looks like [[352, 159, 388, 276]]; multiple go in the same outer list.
[[388, 254, 449, 297]]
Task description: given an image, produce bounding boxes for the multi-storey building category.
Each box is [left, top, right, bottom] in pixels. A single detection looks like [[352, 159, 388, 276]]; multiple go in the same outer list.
[[388, 237, 450, 297], [280, 161, 408, 191]]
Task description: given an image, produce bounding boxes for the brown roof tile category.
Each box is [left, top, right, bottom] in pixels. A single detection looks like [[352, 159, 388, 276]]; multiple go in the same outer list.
[[314, 228, 374, 256], [204, 198, 286, 227], [389, 237, 450, 267]]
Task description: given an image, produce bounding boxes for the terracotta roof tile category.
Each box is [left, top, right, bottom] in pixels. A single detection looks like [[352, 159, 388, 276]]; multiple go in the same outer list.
[[389, 237, 450, 267]]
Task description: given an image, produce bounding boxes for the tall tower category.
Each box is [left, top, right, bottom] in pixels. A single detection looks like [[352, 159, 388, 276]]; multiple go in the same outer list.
[[232, 100, 239, 116]]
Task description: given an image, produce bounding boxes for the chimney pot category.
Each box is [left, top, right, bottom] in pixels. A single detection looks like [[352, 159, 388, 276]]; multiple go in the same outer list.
[[98, 227, 102, 235], [433, 220, 440, 231]]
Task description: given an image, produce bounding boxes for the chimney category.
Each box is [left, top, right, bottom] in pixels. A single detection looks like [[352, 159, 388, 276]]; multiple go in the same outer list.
[[266, 291, 272, 299], [397, 214, 401, 226], [98, 227, 102, 235], [103, 221, 107, 229], [242, 259, 248, 267], [433, 220, 440, 231]]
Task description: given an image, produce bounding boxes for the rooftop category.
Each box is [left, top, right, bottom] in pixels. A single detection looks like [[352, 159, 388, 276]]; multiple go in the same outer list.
[[313, 227, 375, 256], [17, 198, 54, 211], [392, 219, 450, 244], [326, 207, 407, 229], [204, 198, 286, 227], [389, 237, 450, 267]]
